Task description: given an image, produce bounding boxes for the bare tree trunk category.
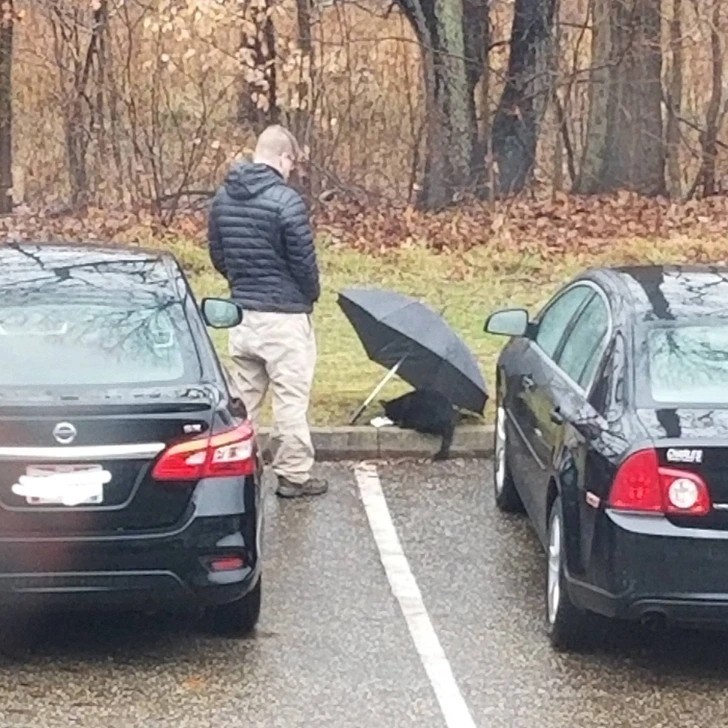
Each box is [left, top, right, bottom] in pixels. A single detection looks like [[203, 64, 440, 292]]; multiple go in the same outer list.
[[66, 112, 88, 206], [93, 0, 109, 198], [49, 2, 107, 208], [576, 0, 666, 196], [292, 0, 312, 139], [665, 0, 683, 196], [479, 19, 495, 204], [398, 0, 450, 209], [238, 0, 279, 131], [700, 0, 722, 197], [491, 0, 557, 195], [0, 0, 13, 214], [291, 0, 314, 195], [550, 2, 562, 193], [463, 0, 488, 189], [434, 0, 472, 188]]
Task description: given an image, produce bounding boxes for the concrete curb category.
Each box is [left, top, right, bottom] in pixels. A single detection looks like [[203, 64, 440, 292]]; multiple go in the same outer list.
[[256, 424, 494, 461]]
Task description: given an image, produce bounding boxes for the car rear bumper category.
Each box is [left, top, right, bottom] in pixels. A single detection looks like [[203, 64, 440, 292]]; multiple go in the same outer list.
[[569, 582, 728, 625], [568, 510, 728, 626], [0, 512, 261, 612]]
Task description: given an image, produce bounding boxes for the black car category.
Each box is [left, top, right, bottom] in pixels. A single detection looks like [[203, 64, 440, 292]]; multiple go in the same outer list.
[[486, 265, 728, 651], [0, 242, 262, 636]]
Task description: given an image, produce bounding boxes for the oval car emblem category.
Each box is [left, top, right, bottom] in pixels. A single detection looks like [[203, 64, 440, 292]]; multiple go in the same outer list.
[[53, 422, 77, 445]]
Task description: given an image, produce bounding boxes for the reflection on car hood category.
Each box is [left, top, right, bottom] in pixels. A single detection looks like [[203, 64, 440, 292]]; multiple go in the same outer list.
[[0, 384, 218, 412], [636, 407, 728, 440]]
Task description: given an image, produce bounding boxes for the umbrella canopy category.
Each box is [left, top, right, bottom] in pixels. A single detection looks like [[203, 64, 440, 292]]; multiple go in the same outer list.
[[338, 287, 488, 414]]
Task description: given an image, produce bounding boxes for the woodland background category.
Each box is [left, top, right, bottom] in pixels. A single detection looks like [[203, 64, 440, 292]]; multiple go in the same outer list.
[[0, 0, 726, 245]]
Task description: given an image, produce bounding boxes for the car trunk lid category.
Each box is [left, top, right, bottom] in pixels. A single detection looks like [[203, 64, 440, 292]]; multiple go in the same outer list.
[[0, 389, 215, 536], [638, 407, 728, 528]]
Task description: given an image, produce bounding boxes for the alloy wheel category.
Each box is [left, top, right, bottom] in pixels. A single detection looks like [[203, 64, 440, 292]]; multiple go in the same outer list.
[[494, 406, 506, 495], [547, 510, 562, 625]]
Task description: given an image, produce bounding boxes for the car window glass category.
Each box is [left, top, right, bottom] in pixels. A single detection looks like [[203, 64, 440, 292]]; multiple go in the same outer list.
[[0, 302, 194, 387], [555, 294, 610, 388], [535, 286, 594, 359], [646, 324, 728, 404], [0, 258, 201, 388]]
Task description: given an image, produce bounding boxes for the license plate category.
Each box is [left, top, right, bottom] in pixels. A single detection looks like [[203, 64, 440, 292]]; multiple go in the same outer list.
[[12, 464, 111, 506]]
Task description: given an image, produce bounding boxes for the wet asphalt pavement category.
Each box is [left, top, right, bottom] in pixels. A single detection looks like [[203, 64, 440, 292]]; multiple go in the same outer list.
[[2, 460, 728, 727]]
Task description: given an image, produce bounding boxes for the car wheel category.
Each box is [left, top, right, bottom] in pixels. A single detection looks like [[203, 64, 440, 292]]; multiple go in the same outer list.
[[546, 498, 600, 652], [494, 402, 525, 514], [208, 576, 262, 637]]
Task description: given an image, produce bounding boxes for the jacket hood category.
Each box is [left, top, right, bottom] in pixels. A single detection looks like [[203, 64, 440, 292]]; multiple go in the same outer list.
[[224, 162, 283, 200]]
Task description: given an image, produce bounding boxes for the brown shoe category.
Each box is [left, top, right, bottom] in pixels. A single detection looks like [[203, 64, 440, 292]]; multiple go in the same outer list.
[[276, 476, 329, 498]]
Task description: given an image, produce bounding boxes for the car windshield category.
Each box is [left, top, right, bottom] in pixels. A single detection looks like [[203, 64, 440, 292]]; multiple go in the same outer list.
[[0, 253, 201, 389], [646, 324, 728, 404]]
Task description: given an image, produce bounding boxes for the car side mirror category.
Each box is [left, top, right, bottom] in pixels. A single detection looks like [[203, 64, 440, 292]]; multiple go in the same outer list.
[[484, 308, 530, 337], [201, 298, 243, 329]]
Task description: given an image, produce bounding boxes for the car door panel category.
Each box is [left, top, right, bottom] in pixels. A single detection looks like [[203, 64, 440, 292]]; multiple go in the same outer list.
[[518, 351, 562, 536], [499, 338, 541, 518], [513, 286, 597, 538], [575, 333, 629, 581], [530, 359, 584, 537], [544, 292, 613, 572], [504, 342, 550, 521]]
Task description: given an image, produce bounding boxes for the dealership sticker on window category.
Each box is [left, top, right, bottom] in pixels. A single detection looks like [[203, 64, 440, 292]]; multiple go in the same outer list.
[[666, 448, 704, 464]]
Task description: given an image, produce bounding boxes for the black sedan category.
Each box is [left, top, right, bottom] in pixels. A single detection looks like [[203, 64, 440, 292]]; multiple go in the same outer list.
[[486, 265, 728, 651], [0, 243, 262, 636]]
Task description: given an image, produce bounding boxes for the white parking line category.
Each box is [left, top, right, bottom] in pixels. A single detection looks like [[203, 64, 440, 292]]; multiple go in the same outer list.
[[354, 462, 478, 728]]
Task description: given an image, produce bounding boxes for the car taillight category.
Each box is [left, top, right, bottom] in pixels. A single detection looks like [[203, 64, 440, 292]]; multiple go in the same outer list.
[[151, 422, 257, 481], [608, 448, 711, 516]]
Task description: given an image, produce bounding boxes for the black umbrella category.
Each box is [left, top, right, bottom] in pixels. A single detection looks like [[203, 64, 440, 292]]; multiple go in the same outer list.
[[337, 287, 488, 422]]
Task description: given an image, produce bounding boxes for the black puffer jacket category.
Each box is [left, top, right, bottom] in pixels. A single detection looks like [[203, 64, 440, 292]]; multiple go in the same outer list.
[[208, 163, 321, 314]]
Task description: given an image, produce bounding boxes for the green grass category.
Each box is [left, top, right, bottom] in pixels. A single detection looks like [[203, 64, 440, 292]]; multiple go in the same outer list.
[[165, 233, 721, 426]]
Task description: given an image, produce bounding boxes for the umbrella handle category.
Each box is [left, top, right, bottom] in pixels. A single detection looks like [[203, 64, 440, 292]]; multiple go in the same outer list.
[[349, 358, 405, 425]]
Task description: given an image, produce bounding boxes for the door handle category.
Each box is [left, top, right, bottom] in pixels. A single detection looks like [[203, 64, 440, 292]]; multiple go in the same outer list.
[[550, 407, 565, 425], [522, 375, 535, 391]]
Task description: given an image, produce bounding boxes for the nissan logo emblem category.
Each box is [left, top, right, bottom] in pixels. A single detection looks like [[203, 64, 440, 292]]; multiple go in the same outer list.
[[53, 422, 77, 445]]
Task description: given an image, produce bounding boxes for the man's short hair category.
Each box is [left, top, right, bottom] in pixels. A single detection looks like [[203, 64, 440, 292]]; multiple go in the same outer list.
[[255, 125, 302, 161]]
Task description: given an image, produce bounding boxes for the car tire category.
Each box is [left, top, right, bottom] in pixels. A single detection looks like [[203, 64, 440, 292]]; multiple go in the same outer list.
[[494, 400, 525, 514], [546, 497, 601, 652], [208, 576, 262, 637]]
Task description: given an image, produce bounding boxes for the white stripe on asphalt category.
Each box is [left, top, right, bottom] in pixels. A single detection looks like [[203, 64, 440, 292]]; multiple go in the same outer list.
[[355, 462, 478, 728]]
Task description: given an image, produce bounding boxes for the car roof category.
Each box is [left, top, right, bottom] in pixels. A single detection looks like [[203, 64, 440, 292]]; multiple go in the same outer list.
[[0, 242, 183, 303], [585, 265, 728, 322]]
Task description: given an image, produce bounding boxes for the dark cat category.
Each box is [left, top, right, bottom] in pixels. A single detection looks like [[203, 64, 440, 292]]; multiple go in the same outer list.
[[381, 388, 460, 461]]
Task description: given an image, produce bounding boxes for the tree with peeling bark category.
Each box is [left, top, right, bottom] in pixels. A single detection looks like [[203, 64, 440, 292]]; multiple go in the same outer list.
[[396, 0, 487, 210], [398, 0, 561, 205], [491, 0, 557, 196], [576, 0, 666, 196], [0, 0, 13, 214]]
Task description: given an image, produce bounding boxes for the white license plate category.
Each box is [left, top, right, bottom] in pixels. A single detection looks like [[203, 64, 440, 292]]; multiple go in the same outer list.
[[12, 464, 111, 506]]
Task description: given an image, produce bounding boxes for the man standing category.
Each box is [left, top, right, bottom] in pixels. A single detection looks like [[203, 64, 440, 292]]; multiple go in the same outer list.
[[208, 125, 328, 498]]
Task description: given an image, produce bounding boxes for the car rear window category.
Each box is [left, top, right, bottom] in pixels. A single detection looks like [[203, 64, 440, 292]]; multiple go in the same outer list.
[[0, 257, 201, 389], [647, 324, 728, 404]]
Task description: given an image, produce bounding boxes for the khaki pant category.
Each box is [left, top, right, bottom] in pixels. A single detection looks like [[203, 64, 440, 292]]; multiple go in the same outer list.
[[227, 311, 316, 484]]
